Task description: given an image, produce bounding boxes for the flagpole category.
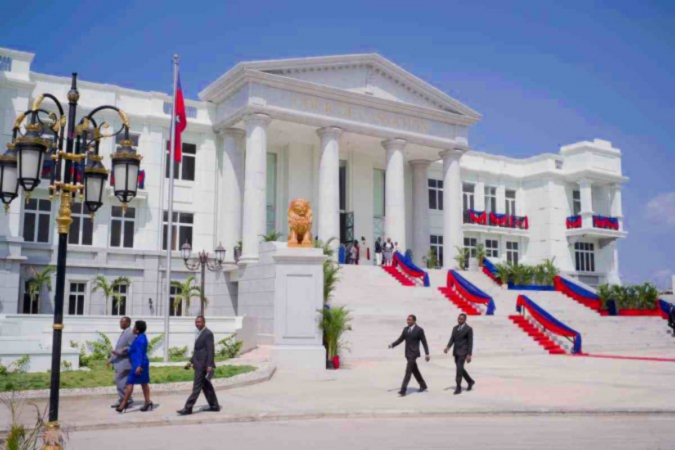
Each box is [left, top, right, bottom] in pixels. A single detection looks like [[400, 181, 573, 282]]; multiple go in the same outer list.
[[164, 54, 179, 363]]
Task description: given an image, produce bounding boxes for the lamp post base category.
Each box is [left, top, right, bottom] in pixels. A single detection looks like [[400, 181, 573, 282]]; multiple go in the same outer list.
[[42, 421, 65, 449]]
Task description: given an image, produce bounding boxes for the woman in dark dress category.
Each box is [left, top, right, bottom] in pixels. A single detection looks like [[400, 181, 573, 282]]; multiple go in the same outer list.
[[116, 320, 153, 412]]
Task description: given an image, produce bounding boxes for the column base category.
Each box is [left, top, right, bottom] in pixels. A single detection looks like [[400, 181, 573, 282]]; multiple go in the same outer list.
[[237, 255, 259, 266], [272, 345, 326, 371]]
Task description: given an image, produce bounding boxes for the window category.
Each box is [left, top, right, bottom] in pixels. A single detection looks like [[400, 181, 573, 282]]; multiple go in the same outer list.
[[22, 281, 39, 314], [68, 282, 86, 315], [110, 206, 135, 248], [485, 186, 497, 214], [163, 211, 194, 251], [0, 56, 12, 72], [462, 183, 475, 211], [112, 284, 128, 316], [464, 237, 477, 257], [505, 189, 517, 216], [574, 242, 595, 272], [485, 239, 499, 258], [506, 241, 519, 265], [163, 102, 198, 119], [267, 153, 278, 234], [68, 202, 93, 246], [373, 169, 385, 218], [169, 285, 183, 316], [165, 142, 196, 181], [116, 132, 140, 148], [428, 179, 443, 211], [430, 235, 443, 267], [23, 199, 51, 243], [572, 190, 581, 216]]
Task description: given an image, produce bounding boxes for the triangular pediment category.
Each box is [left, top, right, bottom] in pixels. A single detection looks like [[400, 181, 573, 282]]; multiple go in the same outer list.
[[201, 54, 481, 120]]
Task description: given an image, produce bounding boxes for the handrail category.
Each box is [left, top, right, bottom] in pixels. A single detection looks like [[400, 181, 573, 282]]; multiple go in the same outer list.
[[554, 275, 601, 311], [516, 295, 582, 354], [393, 252, 430, 287], [447, 270, 496, 315]]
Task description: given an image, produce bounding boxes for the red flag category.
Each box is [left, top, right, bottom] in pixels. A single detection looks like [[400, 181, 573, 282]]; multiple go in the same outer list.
[[171, 73, 187, 163]]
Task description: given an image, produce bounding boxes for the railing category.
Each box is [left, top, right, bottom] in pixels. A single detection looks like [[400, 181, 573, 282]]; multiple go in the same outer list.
[[392, 252, 430, 287], [554, 275, 602, 312], [447, 270, 496, 315], [482, 257, 502, 285], [516, 295, 582, 354], [593, 215, 619, 230], [566, 215, 582, 229], [464, 210, 529, 229]]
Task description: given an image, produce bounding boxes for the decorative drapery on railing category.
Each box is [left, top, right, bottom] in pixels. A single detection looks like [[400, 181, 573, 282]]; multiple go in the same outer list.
[[516, 295, 582, 354], [393, 252, 430, 287], [447, 270, 496, 315], [554, 276, 601, 311], [466, 210, 487, 225], [658, 299, 674, 320], [482, 257, 502, 285], [566, 215, 582, 229], [593, 215, 619, 230], [464, 210, 529, 229]]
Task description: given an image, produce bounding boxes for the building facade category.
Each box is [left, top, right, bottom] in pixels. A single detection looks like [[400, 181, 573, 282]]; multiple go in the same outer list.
[[0, 48, 626, 329]]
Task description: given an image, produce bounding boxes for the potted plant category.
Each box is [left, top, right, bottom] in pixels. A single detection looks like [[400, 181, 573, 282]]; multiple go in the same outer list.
[[319, 305, 352, 369], [475, 243, 487, 267], [422, 249, 438, 269], [454, 246, 469, 270], [495, 262, 511, 288]]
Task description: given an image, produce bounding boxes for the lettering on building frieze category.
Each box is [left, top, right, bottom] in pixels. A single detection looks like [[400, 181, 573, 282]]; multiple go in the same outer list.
[[291, 94, 429, 134]]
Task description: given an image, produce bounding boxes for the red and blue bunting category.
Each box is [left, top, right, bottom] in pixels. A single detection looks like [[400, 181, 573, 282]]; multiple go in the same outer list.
[[482, 258, 502, 285], [447, 270, 496, 315], [516, 295, 582, 354], [658, 299, 674, 320], [489, 212, 509, 227], [393, 252, 430, 287], [593, 215, 619, 230], [566, 215, 582, 229], [467, 210, 487, 225], [554, 276, 601, 311]]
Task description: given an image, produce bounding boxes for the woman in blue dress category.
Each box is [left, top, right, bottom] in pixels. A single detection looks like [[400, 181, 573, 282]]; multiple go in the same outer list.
[[116, 320, 153, 412]]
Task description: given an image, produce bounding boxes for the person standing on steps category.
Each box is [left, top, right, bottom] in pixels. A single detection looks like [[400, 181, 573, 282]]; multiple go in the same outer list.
[[375, 237, 383, 266], [668, 304, 675, 337], [389, 314, 430, 396], [444, 313, 475, 395], [107, 316, 135, 409], [178, 316, 221, 415]]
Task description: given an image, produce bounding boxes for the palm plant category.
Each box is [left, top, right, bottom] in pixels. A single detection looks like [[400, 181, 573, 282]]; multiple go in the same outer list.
[[495, 262, 512, 286], [422, 249, 438, 269], [171, 275, 203, 316], [511, 264, 529, 286], [319, 305, 352, 359], [26, 266, 55, 312], [475, 243, 487, 267], [260, 231, 284, 242], [315, 237, 341, 303], [609, 284, 628, 310], [636, 282, 659, 310], [596, 284, 614, 311], [542, 258, 559, 285], [91, 275, 131, 316], [454, 246, 469, 270], [533, 264, 547, 286]]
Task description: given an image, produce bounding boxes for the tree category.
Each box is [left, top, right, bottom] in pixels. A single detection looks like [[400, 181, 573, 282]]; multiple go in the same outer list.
[[314, 237, 341, 303], [454, 246, 469, 270], [26, 266, 55, 312], [171, 275, 203, 316], [92, 275, 131, 316], [475, 243, 487, 267]]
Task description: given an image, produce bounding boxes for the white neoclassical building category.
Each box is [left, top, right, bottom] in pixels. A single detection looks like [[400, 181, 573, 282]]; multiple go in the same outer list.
[[0, 47, 627, 341]]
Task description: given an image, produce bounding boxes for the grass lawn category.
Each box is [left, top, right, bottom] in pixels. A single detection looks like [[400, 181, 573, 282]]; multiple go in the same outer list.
[[0, 362, 255, 392], [149, 355, 233, 363]]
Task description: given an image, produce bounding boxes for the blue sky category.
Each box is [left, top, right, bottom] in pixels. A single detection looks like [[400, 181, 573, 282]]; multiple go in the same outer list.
[[2, 0, 674, 287]]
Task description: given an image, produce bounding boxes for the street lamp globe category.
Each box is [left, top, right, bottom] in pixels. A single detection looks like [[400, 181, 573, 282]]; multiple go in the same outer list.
[[15, 123, 49, 192], [215, 242, 226, 262], [0, 144, 19, 206], [111, 138, 141, 204], [83, 154, 108, 213], [181, 241, 192, 261]]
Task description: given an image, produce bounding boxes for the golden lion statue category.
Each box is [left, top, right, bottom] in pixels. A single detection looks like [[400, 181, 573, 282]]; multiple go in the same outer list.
[[288, 199, 313, 247]]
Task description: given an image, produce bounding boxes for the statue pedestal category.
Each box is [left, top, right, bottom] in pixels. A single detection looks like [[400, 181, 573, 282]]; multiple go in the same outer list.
[[271, 246, 326, 371]]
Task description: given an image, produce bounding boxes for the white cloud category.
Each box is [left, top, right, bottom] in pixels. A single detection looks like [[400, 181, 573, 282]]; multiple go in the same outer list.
[[646, 192, 675, 226]]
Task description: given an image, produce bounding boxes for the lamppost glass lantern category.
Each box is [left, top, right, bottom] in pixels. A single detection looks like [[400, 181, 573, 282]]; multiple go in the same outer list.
[[15, 123, 49, 191], [0, 144, 19, 207], [83, 154, 108, 213], [181, 241, 192, 261], [215, 242, 226, 263], [111, 139, 141, 204]]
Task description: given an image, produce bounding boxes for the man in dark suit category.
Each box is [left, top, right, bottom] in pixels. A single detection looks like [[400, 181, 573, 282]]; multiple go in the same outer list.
[[177, 316, 221, 415], [444, 313, 475, 395], [389, 314, 430, 396], [668, 304, 675, 337]]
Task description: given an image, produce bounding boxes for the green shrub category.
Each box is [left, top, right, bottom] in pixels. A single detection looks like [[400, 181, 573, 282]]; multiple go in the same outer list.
[[168, 346, 188, 359], [147, 334, 165, 355], [79, 332, 113, 367], [9, 355, 30, 374], [597, 282, 659, 311], [216, 334, 243, 359], [319, 306, 352, 359]]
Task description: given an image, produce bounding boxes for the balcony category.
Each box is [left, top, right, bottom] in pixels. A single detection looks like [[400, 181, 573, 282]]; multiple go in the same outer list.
[[565, 214, 626, 243], [463, 210, 529, 237]]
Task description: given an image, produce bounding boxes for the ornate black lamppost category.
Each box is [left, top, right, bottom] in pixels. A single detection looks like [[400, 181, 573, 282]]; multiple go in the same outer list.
[[0, 73, 141, 445], [181, 241, 225, 316]]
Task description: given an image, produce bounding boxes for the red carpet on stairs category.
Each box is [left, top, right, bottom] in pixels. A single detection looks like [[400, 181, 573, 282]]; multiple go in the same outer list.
[[438, 287, 481, 315], [508, 315, 567, 355], [382, 266, 415, 286]]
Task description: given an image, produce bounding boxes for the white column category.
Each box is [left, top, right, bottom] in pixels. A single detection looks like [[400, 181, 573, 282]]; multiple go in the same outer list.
[[441, 149, 465, 269], [496, 185, 506, 214], [383, 139, 407, 251], [579, 178, 594, 228], [220, 128, 246, 261], [410, 160, 431, 267], [240, 113, 271, 264], [606, 241, 621, 285], [316, 127, 342, 248], [610, 183, 623, 230], [474, 180, 485, 212]]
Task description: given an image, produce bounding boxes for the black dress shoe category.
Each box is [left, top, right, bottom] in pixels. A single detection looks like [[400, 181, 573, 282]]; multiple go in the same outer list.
[[177, 408, 193, 416], [398, 391, 406, 397], [467, 381, 475, 391], [208, 405, 221, 412], [453, 387, 462, 395], [418, 386, 428, 393], [110, 403, 120, 408]]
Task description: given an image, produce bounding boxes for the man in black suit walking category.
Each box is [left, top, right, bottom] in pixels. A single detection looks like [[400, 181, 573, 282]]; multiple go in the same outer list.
[[178, 316, 221, 415], [444, 313, 475, 395], [389, 314, 430, 396]]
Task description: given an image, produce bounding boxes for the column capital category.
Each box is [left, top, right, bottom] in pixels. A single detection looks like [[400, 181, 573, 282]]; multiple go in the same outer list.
[[409, 159, 432, 168], [243, 113, 272, 129], [219, 127, 247, 138], [578, 177, 593, 188], [610, 183, 624, 191], [439, 148, 465, 161], [381, 138, 407, 152], [316, 127, 343, 140]]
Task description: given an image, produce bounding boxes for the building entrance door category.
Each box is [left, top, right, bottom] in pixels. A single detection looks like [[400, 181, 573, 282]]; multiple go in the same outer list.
[[339, 161, 353, 244]]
